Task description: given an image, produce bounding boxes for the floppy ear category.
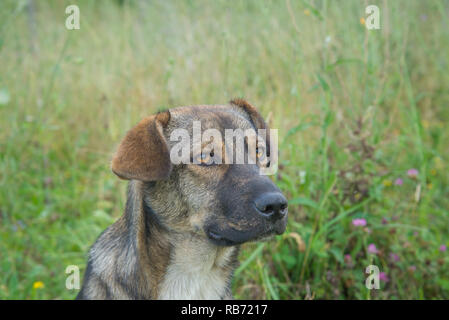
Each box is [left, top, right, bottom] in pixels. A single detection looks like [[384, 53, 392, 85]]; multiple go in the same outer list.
[[111, 111, 172, 182]]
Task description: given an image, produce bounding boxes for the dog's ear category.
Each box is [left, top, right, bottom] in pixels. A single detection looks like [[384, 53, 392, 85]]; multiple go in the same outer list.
[[230, 98, 269, 131], [230, 99, 275, 169], [230, 98, 273, 159], [111, 110, 172, 182]]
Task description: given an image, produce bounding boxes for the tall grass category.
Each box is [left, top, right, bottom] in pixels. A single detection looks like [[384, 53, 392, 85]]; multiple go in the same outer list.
[[0, 0, 448, 299]]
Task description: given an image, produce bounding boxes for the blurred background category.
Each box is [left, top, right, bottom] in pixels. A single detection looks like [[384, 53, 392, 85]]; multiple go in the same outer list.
[[0, 0, 448, 299]]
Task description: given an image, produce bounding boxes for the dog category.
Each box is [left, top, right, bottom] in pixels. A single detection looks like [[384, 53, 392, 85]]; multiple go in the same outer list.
[[76, 99, 288, 299]]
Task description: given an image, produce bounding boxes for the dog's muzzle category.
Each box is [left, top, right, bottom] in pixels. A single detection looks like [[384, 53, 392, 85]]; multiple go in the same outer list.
[[205, 191, 288, 246]]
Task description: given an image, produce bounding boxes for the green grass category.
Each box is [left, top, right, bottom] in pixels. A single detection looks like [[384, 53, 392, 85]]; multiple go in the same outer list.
[[1, 0, 448, 299]]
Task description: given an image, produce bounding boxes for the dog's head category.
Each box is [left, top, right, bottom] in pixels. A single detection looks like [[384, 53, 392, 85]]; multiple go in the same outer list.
[[111, 99, 288, 246]]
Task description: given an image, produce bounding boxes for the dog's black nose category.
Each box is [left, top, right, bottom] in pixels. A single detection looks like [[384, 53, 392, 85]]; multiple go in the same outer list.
[[254, 192, 288, 221]]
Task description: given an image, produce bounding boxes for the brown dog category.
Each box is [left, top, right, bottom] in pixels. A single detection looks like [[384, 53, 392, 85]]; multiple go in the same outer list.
[[76, 99, 288, 299]]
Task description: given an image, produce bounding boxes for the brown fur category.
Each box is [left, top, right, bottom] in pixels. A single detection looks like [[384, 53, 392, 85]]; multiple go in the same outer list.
[[111, 111, 172, 181]]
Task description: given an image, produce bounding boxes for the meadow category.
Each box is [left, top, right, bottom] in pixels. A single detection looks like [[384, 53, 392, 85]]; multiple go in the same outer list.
[[0, 0, 448, 299]]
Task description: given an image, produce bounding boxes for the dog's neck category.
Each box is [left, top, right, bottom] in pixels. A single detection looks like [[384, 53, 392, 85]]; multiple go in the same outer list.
[[126, 180, 239, 299], [157, 233, 238, 299]]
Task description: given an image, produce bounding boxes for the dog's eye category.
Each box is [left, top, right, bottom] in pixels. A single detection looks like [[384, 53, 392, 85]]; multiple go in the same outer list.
[[195, 151, 214, 166], [256, 146, 271, 167], [256, 147, 265, 159]]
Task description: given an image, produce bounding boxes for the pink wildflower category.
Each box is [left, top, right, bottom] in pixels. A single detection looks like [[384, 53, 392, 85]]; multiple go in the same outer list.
[[379, 272, 389, 282], [352, 218, 367, 227], [407, 168, 419, 178], [344, 254, 352, 265], [390, 253, 400, 262], [367, 243, 378, 254]]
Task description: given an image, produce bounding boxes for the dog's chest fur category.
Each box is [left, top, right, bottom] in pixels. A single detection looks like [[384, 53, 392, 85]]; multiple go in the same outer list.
[[158, 237, 237, 299]]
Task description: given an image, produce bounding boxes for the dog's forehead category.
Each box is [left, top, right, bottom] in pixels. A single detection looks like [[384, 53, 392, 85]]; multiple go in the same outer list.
[[166, 104, 253, 132]]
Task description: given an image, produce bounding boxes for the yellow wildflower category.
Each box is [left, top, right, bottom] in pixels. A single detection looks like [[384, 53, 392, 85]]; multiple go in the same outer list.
[[33, 281, 44, 289], [360, 18, 366, 25], [383, 180, 392, 187], [304, 9, 310, 16]]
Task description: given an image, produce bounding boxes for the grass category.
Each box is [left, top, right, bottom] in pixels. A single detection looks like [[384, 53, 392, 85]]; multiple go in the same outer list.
[[0, 0, 448, 299]]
